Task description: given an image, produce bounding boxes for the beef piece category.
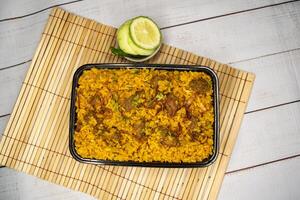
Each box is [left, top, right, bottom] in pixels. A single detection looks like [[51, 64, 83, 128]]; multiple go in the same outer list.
[[159, 127, 180, 147], [99, 108, 113, 118], [103, 128, 122, 146], [164, 94, 178, 117], [134, 121, 145, 133], [133, 121, 147, 141], [190, 131, 208, 143], [190, 131, 201, 142], [120, 91, 144, 111], [133, 121, 147, 142], [75, 123, 82, 132], [189, 78, 211, 95], [189, 117, 198, 130], [150, 75, 168, 89], [185, 104, 192, 119], [120, 96, 134, 111], [160, 136, 179, 147], [90, 95, 104, 110]]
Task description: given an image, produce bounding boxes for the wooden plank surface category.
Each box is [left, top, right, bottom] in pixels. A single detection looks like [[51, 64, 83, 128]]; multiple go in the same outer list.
[[0, 7, 255, 200], [0, 116, 9, 139], [162, 2, 300, 64], [228, 102, 300, 171], [0, 0, 299, 199], [0, 65, 27, 115], [220, 157, 300, 200], [1, 1, 298, 68], [0, 0, 288, 23], [232, 49, 300, 111]]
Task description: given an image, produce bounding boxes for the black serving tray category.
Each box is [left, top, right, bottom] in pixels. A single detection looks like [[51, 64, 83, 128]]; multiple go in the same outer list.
[[69, 63, 220, 168]]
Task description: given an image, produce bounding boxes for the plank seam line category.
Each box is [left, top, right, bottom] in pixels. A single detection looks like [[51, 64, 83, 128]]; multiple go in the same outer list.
[[1, 0, 298, 29], [0, 114, 10, 118], [23, 81, 70, 100], [0, 0, 84, 23], [0, 153, 124, 199], [229, 47, 300, 65], [159, 50, 252, 83], [48, 15, 115, 37], [160, 0, 300, 29], [226, 153, 300, 175], [245, 99, 300, 114], [0, 59, 32, 71], [0, 134, 178, 199]]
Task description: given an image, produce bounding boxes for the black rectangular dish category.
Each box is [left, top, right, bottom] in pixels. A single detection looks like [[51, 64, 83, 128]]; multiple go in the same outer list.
[[69, 63, 219, 167]]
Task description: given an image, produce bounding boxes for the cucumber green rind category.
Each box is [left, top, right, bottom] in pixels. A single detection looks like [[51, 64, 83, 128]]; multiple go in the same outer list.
[[110, 47, 128, 57], [110, 47, 148, 58], [117, 20, 137, 55], [129, 16, 162, 50]]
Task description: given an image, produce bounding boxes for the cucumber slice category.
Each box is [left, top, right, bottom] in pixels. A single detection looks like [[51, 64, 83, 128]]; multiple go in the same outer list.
[[117, 20, 155, 56], [117, 20, 137, 55], [129, 16, 161, 50]]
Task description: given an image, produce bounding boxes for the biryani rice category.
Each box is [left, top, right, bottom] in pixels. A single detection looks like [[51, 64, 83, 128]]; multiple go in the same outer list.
[[74, 68, 214, 163]]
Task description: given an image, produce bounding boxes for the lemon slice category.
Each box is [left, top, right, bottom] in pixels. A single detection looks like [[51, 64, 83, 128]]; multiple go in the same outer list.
[[117, 20, 155, 56], [129, 16, 161, 50]]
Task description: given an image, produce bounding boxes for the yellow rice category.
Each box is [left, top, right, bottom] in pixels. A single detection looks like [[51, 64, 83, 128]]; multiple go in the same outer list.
[[74, 68, 214, 163]]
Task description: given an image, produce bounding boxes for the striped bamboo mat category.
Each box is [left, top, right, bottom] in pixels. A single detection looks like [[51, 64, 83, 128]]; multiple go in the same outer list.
[[0, 8, 255, 200]]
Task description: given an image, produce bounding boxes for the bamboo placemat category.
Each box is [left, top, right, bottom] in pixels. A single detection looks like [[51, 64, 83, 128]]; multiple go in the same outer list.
[[0, 8, 255, 200]]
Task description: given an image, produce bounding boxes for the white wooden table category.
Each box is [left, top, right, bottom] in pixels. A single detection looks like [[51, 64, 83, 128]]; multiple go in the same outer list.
[[1, 0, 300, 199]]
